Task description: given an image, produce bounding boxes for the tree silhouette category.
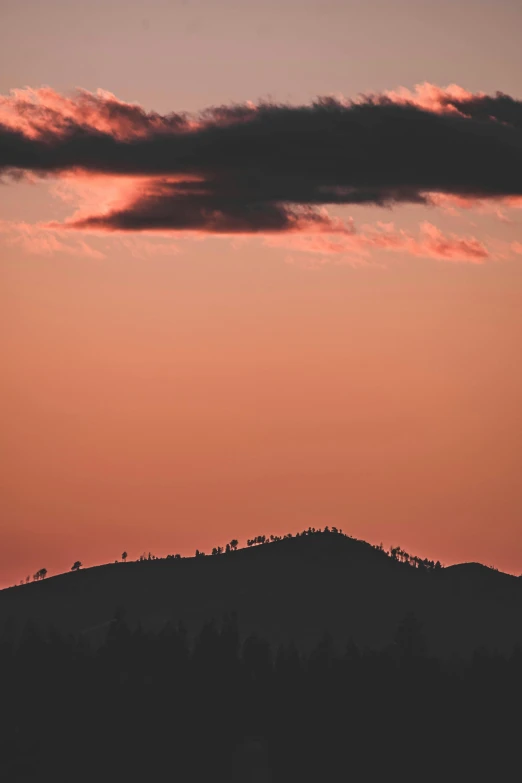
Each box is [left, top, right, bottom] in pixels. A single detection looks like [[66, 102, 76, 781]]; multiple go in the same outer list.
[[15, 525, 449, 588], [394, 612, 426, 660]]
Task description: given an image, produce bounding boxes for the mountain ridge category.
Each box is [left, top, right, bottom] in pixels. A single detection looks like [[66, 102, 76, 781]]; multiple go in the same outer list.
[[1, 532, 521, 657]]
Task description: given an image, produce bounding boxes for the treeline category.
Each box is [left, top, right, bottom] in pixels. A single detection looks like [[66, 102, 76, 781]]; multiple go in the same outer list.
[[12, 527, 445, 588], [1, 614, 521, 781]]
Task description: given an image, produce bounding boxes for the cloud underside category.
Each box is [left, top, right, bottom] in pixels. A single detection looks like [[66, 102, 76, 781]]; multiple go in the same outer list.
[[0, 83, 521, 263]]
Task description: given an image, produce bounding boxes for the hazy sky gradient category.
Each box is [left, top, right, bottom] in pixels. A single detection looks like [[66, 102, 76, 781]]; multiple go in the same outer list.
[[1, 0, 521, 586]]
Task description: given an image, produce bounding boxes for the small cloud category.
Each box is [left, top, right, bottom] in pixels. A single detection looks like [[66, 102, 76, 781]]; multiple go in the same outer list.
[[0, 220, 104, 259]]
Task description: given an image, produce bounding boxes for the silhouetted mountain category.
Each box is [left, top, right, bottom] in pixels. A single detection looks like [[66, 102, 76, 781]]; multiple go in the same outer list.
[[1, 532, 521, 656], [2, 535, 522, 782]]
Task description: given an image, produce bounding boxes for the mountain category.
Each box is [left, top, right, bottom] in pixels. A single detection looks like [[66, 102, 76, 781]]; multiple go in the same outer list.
[[1, 533, 521, 656]]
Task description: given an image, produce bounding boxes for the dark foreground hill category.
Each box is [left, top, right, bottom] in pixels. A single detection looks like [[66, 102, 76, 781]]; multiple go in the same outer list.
[[2, 533, 522, 782], [1, 532, 521, 656]]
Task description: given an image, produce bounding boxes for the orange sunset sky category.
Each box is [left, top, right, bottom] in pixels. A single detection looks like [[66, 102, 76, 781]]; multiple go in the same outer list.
[[1, 0, 522, 587]]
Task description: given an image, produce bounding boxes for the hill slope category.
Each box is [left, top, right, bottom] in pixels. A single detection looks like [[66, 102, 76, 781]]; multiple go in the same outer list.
[[1, 534, 521, 656]]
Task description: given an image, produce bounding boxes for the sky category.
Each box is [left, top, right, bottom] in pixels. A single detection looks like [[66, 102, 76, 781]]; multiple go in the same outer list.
[[1, 0, 521, 587]]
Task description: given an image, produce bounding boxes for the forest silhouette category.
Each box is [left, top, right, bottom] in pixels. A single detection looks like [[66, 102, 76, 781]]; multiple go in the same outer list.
[[1, 608, 521, 781]]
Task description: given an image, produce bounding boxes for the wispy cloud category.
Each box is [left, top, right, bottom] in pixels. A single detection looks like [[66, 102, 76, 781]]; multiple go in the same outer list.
[[0, 220, 105, 259], [266, 221, 490, 265]]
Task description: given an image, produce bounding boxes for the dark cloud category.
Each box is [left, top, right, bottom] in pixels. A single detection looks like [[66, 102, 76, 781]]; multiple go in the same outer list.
[[447, 91, 522, 130], [1, 89, 521, 232]]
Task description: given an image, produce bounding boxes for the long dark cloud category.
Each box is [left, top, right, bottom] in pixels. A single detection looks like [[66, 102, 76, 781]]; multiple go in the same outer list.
[[1, 85, 521, 232]]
